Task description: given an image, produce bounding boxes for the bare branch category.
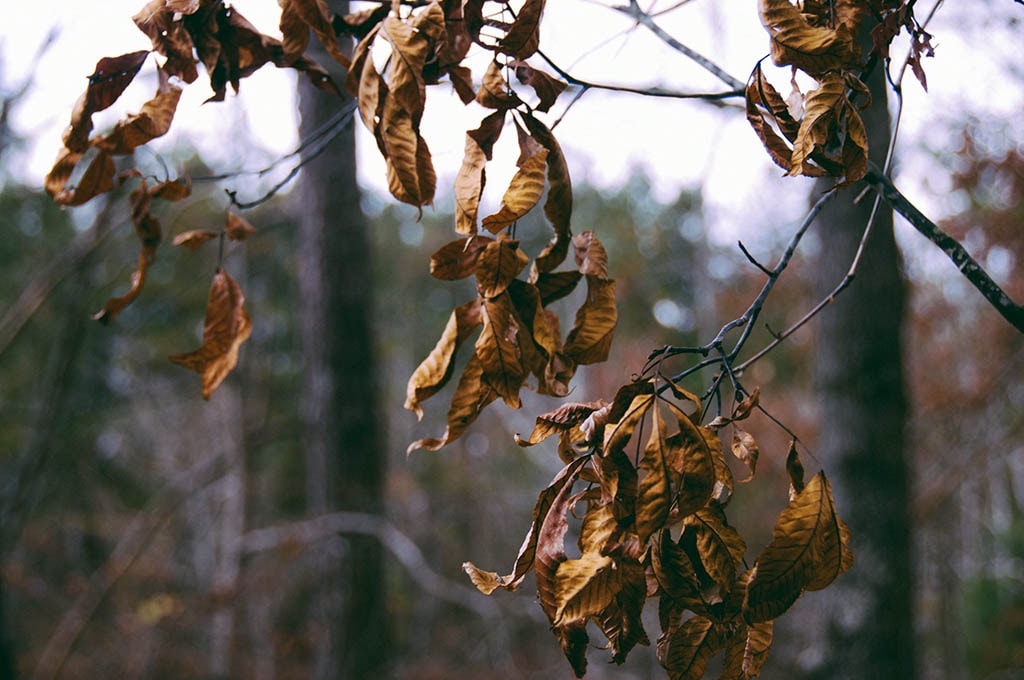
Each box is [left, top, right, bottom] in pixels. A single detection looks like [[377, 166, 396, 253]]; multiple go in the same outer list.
[[242, 512, 507, 619], [612, 0, 747, 91], [864, 165, 1024, 333]]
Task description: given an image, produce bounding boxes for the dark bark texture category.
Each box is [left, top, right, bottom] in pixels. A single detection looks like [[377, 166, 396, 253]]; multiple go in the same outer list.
[[296, 7, 389, 676]]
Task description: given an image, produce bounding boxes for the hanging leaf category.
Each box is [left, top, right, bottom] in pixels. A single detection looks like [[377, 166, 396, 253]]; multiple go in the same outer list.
[[464, 455, 590, 594], [92, 248, 155, 324], [785, 440, 805, 499], [404, 298, 483, 419], [278, 0, 349, 68], [515, 401, 606, 447], [476, 239, 530, 298], [563, 275, 617, 365], [573, 231, 609, 278], [498, 0, 545, 58], [406, 353, 499, 453], [659, 615, 726, 680], [744, 472, 853, 623], [430, 235, 494, 280], [512, 60, 567, 113], [476, 60, 524, 110], [476, 293, 529, 407], [481, 148, 549, 233], [454, 112, 505, 233], [225, 211, 255, 241], [686, 503, 747, 597], [134, 3, 200, 83], [731, 429, 759, 483], [168, 268, 252, 399], [523, 113, 573, 275], [758, 0, 861, 76], [93, 67, 183, 155], [636, 402, 673, 544], [719, 620, 774, 680], [173, 229, 220, 251]]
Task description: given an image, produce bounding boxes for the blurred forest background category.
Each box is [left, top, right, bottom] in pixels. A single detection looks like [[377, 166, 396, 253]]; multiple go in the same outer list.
[[2, 2, 1024, 679]]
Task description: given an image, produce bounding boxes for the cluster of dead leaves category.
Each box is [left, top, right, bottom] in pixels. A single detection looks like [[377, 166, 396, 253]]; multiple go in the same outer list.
[[747, 0, 930, 183], [465, 381, 853, 678], [44, 0, 375, 397]]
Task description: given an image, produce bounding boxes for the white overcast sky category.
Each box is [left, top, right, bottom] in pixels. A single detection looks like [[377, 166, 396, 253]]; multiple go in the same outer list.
[[1, 1, 1022, 251]]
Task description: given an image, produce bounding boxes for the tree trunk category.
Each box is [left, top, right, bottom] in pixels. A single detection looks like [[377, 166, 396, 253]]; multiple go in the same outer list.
[[804, 24, 915, 680], [295, 8, 389, 677]]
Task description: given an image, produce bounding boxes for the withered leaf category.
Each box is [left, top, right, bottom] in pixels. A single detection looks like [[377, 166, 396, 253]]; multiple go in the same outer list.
[[686, 503, 746, 597], [512, 59, 567, 113], [475, 238, 529, 298], [758, 0, 861, 76], [406, 353, 498, 453], [279, 0, 349, 67], [225, 211, 255, 241], [636, 401, 672, 544], [744, 472, 853, 623], [731, 428, 759, 483], [134, 4, 199, 83], [93, 68, 182, 155], [430, 235, 494, 280], [515, 401, 607, 447], [785, 440, 805, 498], [535, 270, 582, 306], [404, 298, 483, 419], [573, 231, 609, 278], [92, 247, 156, 324], [173, 229, 219, 251], [476, 292, 528, 407], [60, 149, 116, 207], [498, 0, 545, 59], [719, 620, 774, 680], [481, 148, 548, 233], [523, 114, 572, 275], [464, 455, 589, 594], [84, 51, 150, 112], [476, 60, 524, 110], [660, 615, 726, 680], [563, 275, 617, 365], [552, 552, 621, 627], [732, 387, 760, 421], [168, 268, 252, 399], [454, 112, 505, 233]]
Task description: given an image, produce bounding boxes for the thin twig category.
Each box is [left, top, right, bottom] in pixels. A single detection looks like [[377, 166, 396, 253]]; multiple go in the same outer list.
[[613, 0, 747, 92], [242, 512, 508, 619]]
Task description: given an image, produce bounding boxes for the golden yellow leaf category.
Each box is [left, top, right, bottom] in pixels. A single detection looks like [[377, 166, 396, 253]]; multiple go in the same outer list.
[[476, 293, 528, 407], [573, 231, 610, 278], [719, 620, 774, 680], [168, 269, 252, 399], [563, 275, 617, 365], [481, 148, 549, 233], [404, 298, 483, 419], [636, 402, 672, 544], [406, 353, 499, 453], [686, 504, 747, 596], [743, 472, 853, 623], [757, 0, 861, 76]]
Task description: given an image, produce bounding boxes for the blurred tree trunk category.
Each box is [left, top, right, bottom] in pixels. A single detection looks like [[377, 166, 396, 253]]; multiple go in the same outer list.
[[295, 4, 389, 677], [806, 22, 915, 680]]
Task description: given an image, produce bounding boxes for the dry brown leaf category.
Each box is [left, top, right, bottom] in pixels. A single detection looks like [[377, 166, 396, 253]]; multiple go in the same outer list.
[[563, 275, 617, 365], [523, 113, 572, 275], [743, 472, 853, 623], [481, 148, 548, 233], [168, 268, 252, 399], [731, 428, 760, 483], [406, 353, 498, 453], [686, 503, 747, 596], [476, 292, 528, 407], [476, 238, 530, 298], [512, 59, 567, 113], [758, 0, 861, 76], [430, 235, 494, 280], [498, 0, 545, 58], [173, 229, 220, 251], [225, 211, 255, 241], [93, 68, 182, 155], [404, 298, 483, 419]]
